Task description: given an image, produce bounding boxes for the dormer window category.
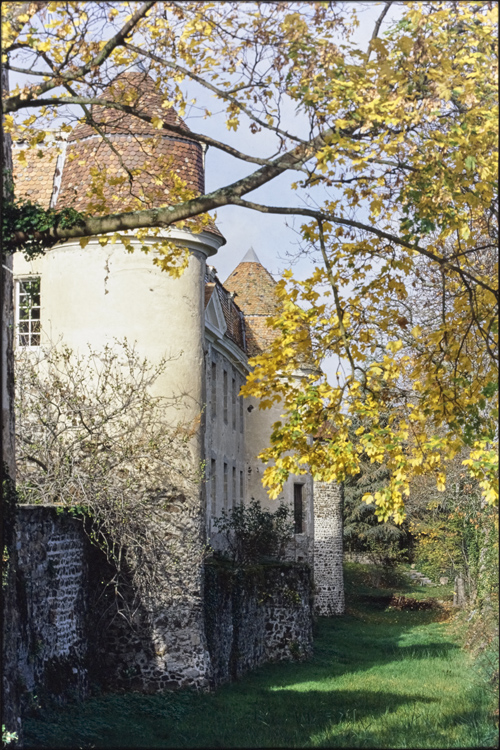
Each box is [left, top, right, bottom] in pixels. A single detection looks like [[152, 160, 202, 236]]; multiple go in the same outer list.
[[16, 277, 41, 347]]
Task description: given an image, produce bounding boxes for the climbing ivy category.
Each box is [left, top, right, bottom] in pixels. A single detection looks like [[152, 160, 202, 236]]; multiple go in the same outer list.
[[2, 198, 86, 257]]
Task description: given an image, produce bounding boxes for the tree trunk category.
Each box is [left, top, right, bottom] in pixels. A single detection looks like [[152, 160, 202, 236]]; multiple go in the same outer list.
[[1, 62, 22, 745], [453, 573, 467, 609], [1, 64, 15, 478]]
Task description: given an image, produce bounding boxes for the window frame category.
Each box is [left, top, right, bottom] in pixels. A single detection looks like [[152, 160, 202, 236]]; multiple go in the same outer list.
[[232, 376, 237, 430], [15, 276, 41, 348], [223, 462, 228, 510], [293, 483, 304, 534], [210, 458, 217, 518]]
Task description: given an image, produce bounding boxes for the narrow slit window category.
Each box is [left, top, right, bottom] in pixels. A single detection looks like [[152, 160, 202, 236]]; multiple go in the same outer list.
[[294, 484, 303, 534], [223, 370, 228, 424], [223, 463, 228, 510], [239, 385, 244, 433], [232, 377, 237, 430], [239, 471, 244, 504], [17, 277, 41, 347], [232, 466, 236, 508], [211, 459, 217, 517], [211, 362, 217, 419]]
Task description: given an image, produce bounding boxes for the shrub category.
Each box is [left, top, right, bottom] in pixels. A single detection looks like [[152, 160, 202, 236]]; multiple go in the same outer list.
[[213, 500, 293, 564]]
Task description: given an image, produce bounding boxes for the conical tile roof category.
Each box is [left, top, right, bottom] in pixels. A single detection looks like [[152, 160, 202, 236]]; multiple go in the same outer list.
[[223, 251, 279, 317], [223, 251, 280, 355], [56, 72, 206, 214], [13, 72, 224, 241]]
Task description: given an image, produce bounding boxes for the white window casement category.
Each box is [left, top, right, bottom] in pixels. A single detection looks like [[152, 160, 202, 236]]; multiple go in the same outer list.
[[16, 277, 41, 347]]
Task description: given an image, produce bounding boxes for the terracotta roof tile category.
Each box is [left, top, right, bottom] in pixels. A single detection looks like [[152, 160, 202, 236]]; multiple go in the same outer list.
[[223, 260, 279, 317], [242, 316, 279, 357], [69, 72, 191, 142], [12, 72, 224, 242], [12, 145, 58, 209], [223, 257, 280, 355]]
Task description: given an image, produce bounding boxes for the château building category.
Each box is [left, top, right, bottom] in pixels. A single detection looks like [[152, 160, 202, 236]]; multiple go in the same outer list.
[[11, 72, 344, 691]]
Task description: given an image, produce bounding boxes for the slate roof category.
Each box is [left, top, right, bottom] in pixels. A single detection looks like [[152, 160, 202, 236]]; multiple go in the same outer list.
[[222, 252, 280, 356], [12, 72, 223, 241], [205, 273, 246, 353]]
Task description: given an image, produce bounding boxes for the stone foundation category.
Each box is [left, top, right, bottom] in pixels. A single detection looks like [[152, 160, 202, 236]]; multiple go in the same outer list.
[[5, 506, 314, 717], [205, 561, 313, 686]]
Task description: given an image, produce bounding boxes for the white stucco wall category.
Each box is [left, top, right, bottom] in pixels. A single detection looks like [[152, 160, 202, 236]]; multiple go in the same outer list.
[[242, 394, 314, 563], [13, 231, 220, 435]]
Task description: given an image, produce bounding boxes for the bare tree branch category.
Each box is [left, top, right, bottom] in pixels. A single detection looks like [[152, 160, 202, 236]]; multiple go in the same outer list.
[[3, 1, 155, 109]]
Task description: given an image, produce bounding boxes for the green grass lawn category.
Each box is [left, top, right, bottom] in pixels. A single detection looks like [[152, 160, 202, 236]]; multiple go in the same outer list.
[[23, 565, 498, 748]]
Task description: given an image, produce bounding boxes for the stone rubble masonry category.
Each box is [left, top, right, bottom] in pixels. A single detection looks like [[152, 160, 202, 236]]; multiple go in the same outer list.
[[13, 506, 89, 708], [8, 506, 314, 708], [313, 482, 345, 616], [86, 491, 212, 693], [204, 562, 313, 687]]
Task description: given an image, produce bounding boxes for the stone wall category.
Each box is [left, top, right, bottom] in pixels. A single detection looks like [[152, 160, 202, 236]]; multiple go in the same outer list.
[[204, 561, 313, 687], [313, 482, 345, 615], [6, 506, 314, 717], [13, 506, 89, 710]]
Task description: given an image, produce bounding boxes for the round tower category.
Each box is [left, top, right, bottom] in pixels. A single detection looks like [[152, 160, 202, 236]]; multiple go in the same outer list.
[[12, 72, 225, 690]]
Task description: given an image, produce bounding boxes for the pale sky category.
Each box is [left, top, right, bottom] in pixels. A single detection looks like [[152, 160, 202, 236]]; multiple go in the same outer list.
[[201, 2, 403, 282]]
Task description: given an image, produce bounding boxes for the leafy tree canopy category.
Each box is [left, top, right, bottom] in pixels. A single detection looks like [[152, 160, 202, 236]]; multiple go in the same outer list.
[[2, 1, 498, 521]]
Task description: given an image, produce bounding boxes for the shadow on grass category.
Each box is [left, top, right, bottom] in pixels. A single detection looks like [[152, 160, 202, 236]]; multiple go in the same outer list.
[[24, 686, 438, 749], [24, 611, 462, 749]]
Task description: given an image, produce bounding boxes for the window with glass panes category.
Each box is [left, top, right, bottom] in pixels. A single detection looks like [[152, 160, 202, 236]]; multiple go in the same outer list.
[[16, 278, 41, 346]]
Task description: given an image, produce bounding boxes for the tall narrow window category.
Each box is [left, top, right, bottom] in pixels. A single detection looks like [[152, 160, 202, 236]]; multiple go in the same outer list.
[[232, 466, 236, 508], [17, 277, 41, 347], [211, 459, 217, 517], [239, 387, 244, 433], [211, 362, 217, 419], [294, 484, 303, 534], [223, 463, 228, 510], [223, 370, 228, 424], [239, 470, 244, 504], [232, 377, 237, 429]]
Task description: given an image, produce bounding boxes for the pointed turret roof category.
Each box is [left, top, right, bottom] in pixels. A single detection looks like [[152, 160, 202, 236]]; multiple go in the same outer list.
[[223, 251, 280, 355], [241, 246, 261, 263], [223, 250, 278, 317]]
